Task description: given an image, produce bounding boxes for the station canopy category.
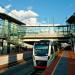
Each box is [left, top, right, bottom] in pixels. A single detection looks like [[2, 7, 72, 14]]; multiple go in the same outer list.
[[0, 13, 25, 25], [66, 13, 75, 24]]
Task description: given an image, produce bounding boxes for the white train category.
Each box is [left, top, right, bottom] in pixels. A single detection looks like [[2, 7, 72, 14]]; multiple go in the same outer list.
[[33, 40, 58, 69]]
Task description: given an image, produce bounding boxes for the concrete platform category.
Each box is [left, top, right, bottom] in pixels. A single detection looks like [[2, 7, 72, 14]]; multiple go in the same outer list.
[[0, 59, 33, 75], [42, 51, 75, 75], [0, 51, 32, 70]]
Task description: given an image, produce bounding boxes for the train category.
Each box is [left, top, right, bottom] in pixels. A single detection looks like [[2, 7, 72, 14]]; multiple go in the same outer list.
[[33, 40, 58, 69]]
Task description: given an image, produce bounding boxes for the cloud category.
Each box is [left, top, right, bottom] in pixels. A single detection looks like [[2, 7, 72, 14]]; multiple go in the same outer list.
[[8, 10, 24, 18], [8, 9, 39, 25], [5, 4, 11, 9], [23, 17, 39, 26], [26, 6, 33, 10], [0, 6, 6, 13], [0, 4, 11, 13], [0, 6, 39, 26], [24, 10, 39, 17], [9, 9, 39, 17]]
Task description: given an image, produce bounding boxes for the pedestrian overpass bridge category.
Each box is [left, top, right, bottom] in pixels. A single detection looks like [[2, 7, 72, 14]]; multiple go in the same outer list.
[[20, 25, 70, 44], [0, 24, 71, 46], [21, 32, 69, 41]]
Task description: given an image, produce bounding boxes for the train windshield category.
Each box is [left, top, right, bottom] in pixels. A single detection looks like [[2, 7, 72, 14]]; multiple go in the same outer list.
[[34, 42, 49, 56]]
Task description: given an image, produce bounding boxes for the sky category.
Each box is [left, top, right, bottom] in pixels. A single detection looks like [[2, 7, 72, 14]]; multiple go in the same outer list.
[[0, 0, 75, 25]]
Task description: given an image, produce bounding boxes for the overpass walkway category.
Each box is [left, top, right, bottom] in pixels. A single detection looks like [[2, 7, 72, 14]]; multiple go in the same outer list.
[[42, 51, 75, 75]]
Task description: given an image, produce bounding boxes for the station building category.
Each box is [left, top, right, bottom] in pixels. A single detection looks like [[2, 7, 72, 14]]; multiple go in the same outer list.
[[0, 12, 75, 55], [0, 12, 25, 55], [66, 13, 75, 52]]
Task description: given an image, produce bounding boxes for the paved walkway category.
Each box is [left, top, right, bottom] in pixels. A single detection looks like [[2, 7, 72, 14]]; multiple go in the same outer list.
[[42, 51, 63, 75], [42, 51, 75, 75], [53, 51, 68, 75], [68, 51, 75, 75]]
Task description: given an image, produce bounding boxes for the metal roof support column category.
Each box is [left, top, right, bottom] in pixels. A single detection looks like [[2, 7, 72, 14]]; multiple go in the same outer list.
[[67, 25, 69, 34], [1, 39, 3, 54], [73, 39, 75, 53], [7, 20, 11, 54]]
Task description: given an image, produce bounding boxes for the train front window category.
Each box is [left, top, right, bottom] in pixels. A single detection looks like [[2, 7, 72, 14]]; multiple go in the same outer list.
[[34, 42, 49, 56]]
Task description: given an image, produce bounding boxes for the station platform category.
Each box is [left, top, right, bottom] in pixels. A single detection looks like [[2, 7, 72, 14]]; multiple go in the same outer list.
[[42, 50, 75, 75], [0, 51, 33, 75], [0, 51, 32, 71]]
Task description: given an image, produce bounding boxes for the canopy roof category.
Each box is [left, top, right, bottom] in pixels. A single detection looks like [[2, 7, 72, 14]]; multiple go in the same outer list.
[[66, 13, 75, 24], [0, 13, 25, 25]]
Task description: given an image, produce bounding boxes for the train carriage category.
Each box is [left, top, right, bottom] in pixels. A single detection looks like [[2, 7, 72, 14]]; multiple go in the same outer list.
[[33, 40, 58, 69]]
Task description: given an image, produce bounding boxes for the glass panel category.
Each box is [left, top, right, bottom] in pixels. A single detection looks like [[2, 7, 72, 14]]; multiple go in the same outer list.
[[34, 41, 49, 56], [21, 26, 69, 36], [4, 19, 8, 35], [0, 19, 4, 36], [70, 24, 75, 32]]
